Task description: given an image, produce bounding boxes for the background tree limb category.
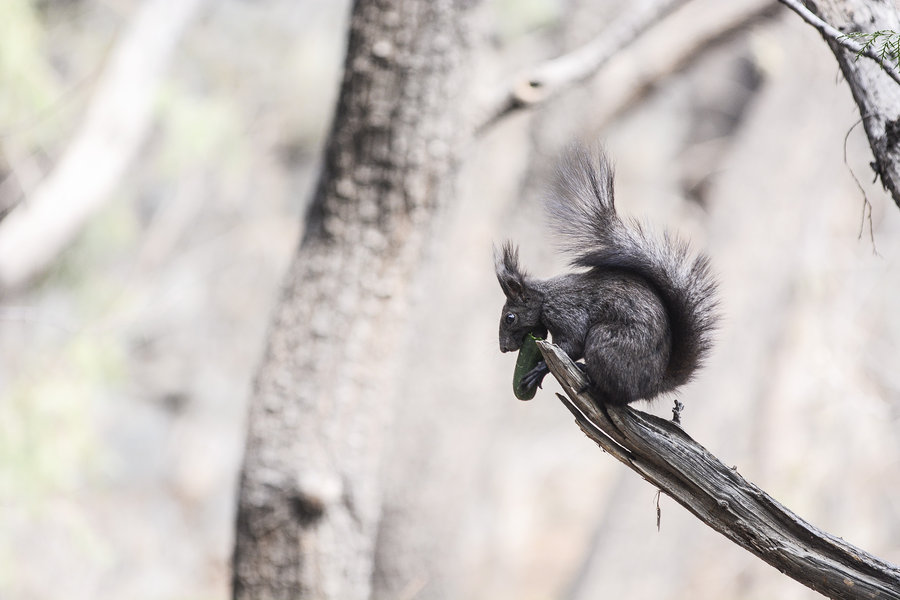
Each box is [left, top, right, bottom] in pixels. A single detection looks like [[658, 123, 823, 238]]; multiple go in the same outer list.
[[538, 340, 900, 600], [473, 0, 691, 134], [0, 0, 205, 290], [777, 0, 900, 86], [588, 0, 780, 129], [779, 0, 900, 209]]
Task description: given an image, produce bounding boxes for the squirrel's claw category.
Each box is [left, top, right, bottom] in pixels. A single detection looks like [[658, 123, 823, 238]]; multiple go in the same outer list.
[[521, 361, 549, 391]]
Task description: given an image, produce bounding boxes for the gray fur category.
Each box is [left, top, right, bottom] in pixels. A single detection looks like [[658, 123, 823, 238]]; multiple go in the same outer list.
[[495, 144, 718, 405]]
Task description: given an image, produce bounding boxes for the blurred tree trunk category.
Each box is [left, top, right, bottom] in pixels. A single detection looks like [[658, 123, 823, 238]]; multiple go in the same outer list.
[[231, 1, 474, 599]]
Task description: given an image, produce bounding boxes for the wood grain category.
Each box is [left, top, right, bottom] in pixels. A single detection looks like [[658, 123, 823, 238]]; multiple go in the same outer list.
[[539, 340, 900, 600]]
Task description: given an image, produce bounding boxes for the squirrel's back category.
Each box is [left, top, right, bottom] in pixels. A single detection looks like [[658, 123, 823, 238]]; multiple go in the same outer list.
[[547, 144, 718, 393]]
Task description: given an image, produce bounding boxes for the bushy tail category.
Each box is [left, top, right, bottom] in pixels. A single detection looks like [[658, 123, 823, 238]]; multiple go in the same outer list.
[[547, 144, 719, 391]]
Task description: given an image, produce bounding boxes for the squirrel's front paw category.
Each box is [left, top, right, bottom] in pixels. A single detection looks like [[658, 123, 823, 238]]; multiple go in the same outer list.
[[521, 361, 550, 390]]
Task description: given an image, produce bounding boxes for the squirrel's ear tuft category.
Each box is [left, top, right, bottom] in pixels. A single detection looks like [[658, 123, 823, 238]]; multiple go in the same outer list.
[[495, 241, 527, 301]]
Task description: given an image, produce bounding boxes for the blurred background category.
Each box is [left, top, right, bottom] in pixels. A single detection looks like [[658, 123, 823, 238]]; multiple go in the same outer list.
[[1, 0, 899, 599]]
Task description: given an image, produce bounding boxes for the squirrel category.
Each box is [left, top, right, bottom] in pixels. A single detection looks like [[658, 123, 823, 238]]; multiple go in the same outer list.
[[495, 144, 718, 405]]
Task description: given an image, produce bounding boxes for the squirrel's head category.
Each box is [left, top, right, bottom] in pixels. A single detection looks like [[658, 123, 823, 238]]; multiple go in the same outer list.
[[495, 242, 543, 353]]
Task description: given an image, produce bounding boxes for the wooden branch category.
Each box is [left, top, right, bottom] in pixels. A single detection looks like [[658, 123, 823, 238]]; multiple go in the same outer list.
[[473, 0, 691, 134], [537, 340, 900, 600]]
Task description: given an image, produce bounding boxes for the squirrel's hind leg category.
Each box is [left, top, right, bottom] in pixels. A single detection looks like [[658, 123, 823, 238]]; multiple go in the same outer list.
[[583, 323, 667, 405], [572, 361, 591, 394]]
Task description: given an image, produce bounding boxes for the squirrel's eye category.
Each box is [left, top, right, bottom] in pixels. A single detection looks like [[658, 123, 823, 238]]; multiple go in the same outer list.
[[505, 312, 517, 325]]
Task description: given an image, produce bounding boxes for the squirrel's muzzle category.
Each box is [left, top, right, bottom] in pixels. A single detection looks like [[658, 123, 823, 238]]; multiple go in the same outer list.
[[499, 334, 523, 353]]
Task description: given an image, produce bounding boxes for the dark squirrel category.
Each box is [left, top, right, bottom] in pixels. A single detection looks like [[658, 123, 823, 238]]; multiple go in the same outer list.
[[495, 145, 718, 405]]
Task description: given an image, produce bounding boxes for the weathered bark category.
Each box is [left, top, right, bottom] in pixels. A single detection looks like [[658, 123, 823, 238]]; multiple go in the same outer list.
[[786, 0, 900, 209], [231, 1, 472, 599], [539, 341, 900, 600]]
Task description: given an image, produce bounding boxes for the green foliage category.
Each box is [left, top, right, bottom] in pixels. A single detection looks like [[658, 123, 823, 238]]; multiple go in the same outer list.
[[0, 0, 59, 142], [155, 84, 247, 176], [840, 29, 900, 70], [0, 333, 125, 501], [492, 0, 561, 41], [46, 199, 141, 289], [0, 330, 123, 595]]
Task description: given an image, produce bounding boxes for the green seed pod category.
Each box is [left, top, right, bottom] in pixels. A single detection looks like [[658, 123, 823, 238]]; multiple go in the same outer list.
[[512, 333, 542, 400]]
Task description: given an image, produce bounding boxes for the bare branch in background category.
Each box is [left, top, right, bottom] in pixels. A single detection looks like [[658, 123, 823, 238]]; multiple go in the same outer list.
[[777, 0, 900, 86], [591, 1, 781, 129], [779, 0, 900, 209], [0, 143, 44, 219], [538, 340, 900, 600], [473, 0, 691, 134], [0, 0, 205, 291]]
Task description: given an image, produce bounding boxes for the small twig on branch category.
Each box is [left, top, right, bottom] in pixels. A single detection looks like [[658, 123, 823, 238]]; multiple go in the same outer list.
[[537, 340, 900, 600], [655, 489, 662, 531], [473, 0, 691, 134], [842, 117, 879, 254], [671, 398, 684, 425], [776, 0, 900, 87]]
